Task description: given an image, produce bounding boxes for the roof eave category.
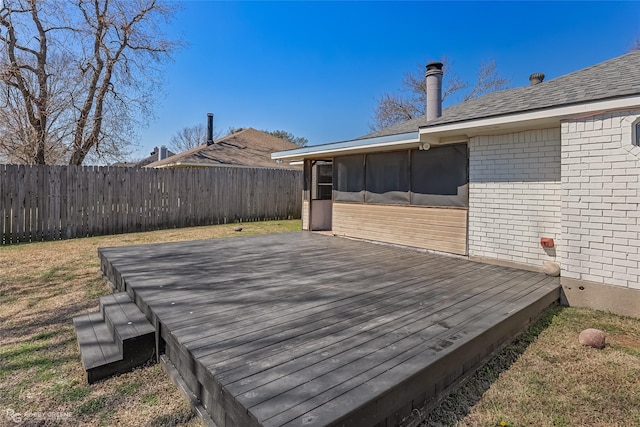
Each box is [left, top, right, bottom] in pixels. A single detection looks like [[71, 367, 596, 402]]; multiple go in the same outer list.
[[148, 161, 297, 170], [273, 94, 640, 161], [419, 94, 640, 143], [271, 131, 420, 161]]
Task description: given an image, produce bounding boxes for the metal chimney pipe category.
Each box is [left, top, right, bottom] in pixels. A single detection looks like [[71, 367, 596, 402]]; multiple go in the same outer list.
[[206, 113, 214, 146], [425, 62, 444, 121]]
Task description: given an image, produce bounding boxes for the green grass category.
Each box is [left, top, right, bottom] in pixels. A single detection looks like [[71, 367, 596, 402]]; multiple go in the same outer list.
[[76, 396, 107, 416], [61, 387, 92, 402], [142, 393, 159, 406], [115, 382, 141, 396]]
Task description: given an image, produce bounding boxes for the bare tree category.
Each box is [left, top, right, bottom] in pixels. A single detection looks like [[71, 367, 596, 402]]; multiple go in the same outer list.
[[226, 126, 239, 134], [0, 47, 74, 163], [265, 129, 308, 147], [169, 123, 221, 153], [462, 61, 510, 101], [371, 58, 509, 131], [0, 0, 59, 164], [0, 0, 178, 165]]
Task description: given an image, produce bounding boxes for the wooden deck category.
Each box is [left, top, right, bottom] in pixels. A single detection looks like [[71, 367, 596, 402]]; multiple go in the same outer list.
[[99, 232, 560, 427]]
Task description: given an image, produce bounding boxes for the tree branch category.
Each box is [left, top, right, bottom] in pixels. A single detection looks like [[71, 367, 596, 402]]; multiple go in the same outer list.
[[371, 57, 510, 130]]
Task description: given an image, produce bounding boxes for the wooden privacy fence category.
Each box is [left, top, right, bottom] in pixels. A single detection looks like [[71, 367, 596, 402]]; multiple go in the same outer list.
[[0, 164, 302, 244]]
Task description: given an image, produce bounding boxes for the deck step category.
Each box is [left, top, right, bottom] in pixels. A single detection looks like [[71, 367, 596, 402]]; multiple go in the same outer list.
[[73, 292, 155, 384]]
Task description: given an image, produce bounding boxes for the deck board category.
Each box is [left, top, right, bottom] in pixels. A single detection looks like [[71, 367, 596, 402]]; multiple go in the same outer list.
[[99, 231, 560, 427], [187, 256, 465, 359], [212, 261, 488, 386], [258, 276, 554, 426], [240, 270, 536, 419], [161, 248, 419, 332], [213, 265, 522, 386]]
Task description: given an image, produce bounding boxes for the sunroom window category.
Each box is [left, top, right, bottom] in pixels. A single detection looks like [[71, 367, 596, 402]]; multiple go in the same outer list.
[[333, 144, 468, 207]]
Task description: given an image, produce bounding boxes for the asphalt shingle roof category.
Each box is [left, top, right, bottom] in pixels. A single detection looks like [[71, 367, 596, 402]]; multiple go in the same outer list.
[[364, 50, 640, 139], [112, 148, 176, 167], [145, 128, 301, 169]]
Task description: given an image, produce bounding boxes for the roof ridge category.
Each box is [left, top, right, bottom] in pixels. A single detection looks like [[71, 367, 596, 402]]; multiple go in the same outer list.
[[144, 127, 300, 169], [541, 49, 640, 86]]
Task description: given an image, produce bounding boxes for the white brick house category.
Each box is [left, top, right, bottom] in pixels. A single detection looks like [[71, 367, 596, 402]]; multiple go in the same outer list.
[[274, 51, 640, 318], [468, 129, 562, 268]]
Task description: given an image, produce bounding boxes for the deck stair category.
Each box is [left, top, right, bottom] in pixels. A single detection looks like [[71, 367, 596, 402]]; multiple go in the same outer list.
[[73, 292, 155, 384]]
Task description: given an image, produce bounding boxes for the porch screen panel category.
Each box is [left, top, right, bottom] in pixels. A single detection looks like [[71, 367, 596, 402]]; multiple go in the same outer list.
[[365, 151, 410, 204], [411, 144, 468, 207], [334, 154, 365, 202]]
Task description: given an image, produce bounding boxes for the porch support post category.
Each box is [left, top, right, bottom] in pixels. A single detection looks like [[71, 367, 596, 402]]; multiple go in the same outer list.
[[303, 159, 312, 231]]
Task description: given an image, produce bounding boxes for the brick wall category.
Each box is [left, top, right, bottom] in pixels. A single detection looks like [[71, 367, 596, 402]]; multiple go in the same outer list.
[[468, 128, 562, 268], [559, 110, 640, 290]]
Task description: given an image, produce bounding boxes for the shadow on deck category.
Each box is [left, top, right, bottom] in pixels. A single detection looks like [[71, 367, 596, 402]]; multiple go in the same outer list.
[[83, 232, 560, 427]]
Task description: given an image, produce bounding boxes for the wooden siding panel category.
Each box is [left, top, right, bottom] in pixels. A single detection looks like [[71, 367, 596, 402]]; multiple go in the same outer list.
[[332, 202, 468, 255]]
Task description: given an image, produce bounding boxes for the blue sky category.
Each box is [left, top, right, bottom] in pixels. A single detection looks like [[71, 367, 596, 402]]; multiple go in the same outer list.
[[136, 1, 640, 158]]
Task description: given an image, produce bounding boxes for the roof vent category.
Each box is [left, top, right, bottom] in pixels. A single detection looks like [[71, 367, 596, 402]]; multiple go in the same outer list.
[[529, 72, 545, 86]]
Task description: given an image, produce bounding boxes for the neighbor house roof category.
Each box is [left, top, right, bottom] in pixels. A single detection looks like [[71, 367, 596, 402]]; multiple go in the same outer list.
[[112, 147, 176, 167], [274, 50, 640, 161], [146, 128, 301, 169]]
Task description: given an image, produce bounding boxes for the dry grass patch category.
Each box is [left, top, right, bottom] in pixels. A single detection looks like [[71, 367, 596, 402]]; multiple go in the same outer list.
[[0, 220, 300, 426], [421, 306, 640, 427]]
